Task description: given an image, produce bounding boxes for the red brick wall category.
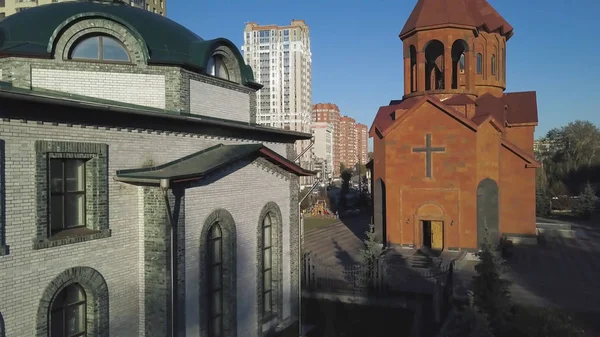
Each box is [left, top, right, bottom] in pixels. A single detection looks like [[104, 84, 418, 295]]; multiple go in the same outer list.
[[375, 103, 535, 250]]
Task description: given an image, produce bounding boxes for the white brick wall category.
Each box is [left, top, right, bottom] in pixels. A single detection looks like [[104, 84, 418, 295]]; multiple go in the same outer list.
[[184, 162, 291, 337], [0, 120, 291, 337], [31, 69, 166, 109], [189, 79, 251, 123]]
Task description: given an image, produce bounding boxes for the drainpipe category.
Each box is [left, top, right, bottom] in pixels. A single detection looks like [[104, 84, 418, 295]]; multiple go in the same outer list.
[[160, 179, 177, 337], [298, 179, 321, 337], [294, 137, 315, 163]]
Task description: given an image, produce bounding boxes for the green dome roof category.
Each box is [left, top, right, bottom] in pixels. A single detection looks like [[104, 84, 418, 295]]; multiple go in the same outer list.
[[0, 0, 255, 84]]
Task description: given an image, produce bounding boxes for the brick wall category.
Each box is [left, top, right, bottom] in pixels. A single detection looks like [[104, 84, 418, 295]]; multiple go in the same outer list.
[[0, 119, 293, 337], [31, 68, 167, 109], [189, 79, 251, 123]]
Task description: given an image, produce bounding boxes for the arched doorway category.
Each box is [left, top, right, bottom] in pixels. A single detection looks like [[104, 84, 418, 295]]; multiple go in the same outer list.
[[477, 178, 500, 248], [374, 179, 387, 245]]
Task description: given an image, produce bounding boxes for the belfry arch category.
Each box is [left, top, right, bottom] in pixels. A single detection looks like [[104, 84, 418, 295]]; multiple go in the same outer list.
[[424, 40, 445, 90], [451, 39, 469, 89], [409, 45, 417, 92]]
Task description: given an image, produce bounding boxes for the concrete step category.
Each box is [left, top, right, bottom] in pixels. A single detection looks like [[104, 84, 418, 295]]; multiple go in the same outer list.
[[536, 222, 572, 230], [537, 228, 577, 239]]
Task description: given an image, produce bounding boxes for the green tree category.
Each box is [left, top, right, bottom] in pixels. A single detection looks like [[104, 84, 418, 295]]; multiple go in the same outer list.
[[339, 170, 352, 210], [572, 182, 598, 219], [299, 188, 313, 211], [354, 163, 367, 175], [472, 234, 513, 336], [358, 224, 384, 288], [339, 162, 346, 174], [438, 292, 494, 337], [536, 168, 551, 216]]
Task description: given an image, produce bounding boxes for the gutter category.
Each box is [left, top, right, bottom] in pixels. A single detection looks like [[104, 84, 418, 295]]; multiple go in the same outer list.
[[160, 179, 178, 337], [297, 179, 321, 337]]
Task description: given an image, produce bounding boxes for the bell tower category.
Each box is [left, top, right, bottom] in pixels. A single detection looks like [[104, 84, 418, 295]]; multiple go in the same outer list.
[[400, 0, 514, 100]]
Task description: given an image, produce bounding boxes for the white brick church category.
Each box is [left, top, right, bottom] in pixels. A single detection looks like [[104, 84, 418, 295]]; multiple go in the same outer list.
[[0, 1, 313, 336]]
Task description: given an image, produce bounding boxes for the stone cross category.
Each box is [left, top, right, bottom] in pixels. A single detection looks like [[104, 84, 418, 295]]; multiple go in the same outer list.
[[412, 133, 445, 178]]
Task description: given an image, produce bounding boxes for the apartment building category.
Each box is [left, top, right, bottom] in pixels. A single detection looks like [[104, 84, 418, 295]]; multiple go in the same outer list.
[[243, 20, 314, 185], [356, 123, 369, 165], [313, 103, 341, 174], [0, 0, 166, 19], [311, 122, 334, 180], [340, 116, 357, 170]]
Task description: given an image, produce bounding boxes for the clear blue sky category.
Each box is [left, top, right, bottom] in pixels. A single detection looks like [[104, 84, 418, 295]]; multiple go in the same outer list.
[[168, 0, 599, 141]]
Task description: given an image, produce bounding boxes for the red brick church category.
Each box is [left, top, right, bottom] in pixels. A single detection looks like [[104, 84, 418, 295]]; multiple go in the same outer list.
[[369, 0, 540, 252]]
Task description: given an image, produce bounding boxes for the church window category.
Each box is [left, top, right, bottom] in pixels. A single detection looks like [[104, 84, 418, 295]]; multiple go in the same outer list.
[[34, 141, 111, 250], [262, 213, 274, 316], [70, 35, 130, 62], [207, 54, 230, 80], [476, 53, 483, 74], [50, 159, 86, 234], [207, 223, 224, 337], [49, 284, 87, 337], [491, 54, 497, 75]]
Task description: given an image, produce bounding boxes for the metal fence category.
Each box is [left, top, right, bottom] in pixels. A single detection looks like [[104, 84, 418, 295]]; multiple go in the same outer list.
[[302, 252, 455, 312]]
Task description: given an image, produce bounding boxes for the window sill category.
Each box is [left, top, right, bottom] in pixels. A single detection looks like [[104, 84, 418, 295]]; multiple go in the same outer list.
[[33, 228, 112, 250]]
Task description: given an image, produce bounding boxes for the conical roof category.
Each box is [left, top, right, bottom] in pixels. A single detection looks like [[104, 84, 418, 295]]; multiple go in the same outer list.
[[400, 0, 513, 40]]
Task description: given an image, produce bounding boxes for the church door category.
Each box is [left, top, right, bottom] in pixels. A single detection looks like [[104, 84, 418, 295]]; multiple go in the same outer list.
[[374, 179, 387, 245], [477, 178, 500, 248], [421, 220, 444, 251]]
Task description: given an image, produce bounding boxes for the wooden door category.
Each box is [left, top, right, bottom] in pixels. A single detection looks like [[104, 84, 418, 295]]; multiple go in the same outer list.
[[431, 221, 444, 250]]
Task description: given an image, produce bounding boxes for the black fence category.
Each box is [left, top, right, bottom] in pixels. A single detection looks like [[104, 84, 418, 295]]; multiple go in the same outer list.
[[302, 253, 454, 304]]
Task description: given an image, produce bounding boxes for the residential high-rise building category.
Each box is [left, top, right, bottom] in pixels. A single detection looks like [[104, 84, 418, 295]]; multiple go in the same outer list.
[[356, 123, 369, 165], [312, 103, 341, 174], [311, 122, 334, 180], [0, 0, 167, 19], [243, 20, 313, 185], [340, 116, 357, 170]]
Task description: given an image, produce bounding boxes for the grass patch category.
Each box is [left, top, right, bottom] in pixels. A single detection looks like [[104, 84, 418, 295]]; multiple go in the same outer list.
[[511, 305, 595, 337], [304, 217, 339, 232]]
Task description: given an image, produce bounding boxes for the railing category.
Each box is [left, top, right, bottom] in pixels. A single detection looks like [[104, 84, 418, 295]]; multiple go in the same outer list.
[[302, 253, 454, 296]]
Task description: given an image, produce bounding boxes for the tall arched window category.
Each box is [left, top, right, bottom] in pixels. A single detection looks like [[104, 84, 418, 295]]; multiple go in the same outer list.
[[207, 223, 223, 337], [50, 284, 87, 337], [491, 54, 497, 76], [207, 55, 230, 80], [262, 213, 274, 316], [476, 53, 483, 74], [70, 35, 130, 62]]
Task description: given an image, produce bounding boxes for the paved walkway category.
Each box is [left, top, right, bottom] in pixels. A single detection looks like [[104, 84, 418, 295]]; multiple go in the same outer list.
[[303, 214, 369, 270], [456, 230, 600, 312]]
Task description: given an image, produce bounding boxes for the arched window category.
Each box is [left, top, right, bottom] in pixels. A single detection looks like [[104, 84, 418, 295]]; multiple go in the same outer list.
[[50, 284, 87, 337], [207, 223, 223, 337], [262, 213, 274, 316], [70, 35, 130, 62], [491, 54, 497, 76], [207, 55, 230, 80], [476, 53, 483, 74]]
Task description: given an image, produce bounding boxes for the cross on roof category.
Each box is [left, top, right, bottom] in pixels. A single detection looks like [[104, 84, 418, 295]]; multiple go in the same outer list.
[[412, 133, 445, 178]]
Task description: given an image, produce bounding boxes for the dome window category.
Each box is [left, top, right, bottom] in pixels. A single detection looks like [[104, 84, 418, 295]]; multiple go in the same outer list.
[[70, 35, 130, 62], [206, 54, 230, 80]]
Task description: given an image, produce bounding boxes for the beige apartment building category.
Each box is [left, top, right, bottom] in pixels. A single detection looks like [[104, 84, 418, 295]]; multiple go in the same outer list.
[[311, 122, 334, 180], [0, 0, 166, 19], [243, 20, 314, 186]]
